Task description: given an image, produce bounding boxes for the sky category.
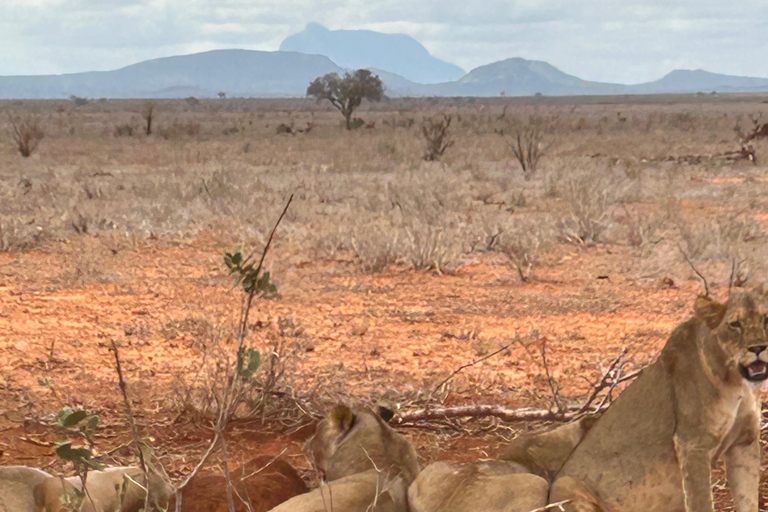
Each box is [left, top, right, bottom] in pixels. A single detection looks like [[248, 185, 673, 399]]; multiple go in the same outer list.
[[2, 0, 767, 84]]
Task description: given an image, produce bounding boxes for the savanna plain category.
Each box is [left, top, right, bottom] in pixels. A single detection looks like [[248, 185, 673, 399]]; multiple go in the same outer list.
[[1, 94, 768, 510]]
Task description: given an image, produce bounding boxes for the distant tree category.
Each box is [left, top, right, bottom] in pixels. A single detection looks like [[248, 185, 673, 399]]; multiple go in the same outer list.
[[218, 91, 227, 99], [142, 101, 156, 136], [69, 95, 89, 107], [307, 69, 384, 130]]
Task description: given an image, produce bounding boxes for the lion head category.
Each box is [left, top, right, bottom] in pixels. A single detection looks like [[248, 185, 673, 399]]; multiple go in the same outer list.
[[694, 289, 768, 383], [307, 404, 420, 484]]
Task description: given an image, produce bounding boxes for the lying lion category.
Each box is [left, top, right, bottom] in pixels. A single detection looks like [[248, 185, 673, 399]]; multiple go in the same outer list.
[[551, 291, 767, 512], [408, 415, 600, 512], [269, 404, 420, 512], [34, 466, 172, 512], [0, 465, 54, 512]]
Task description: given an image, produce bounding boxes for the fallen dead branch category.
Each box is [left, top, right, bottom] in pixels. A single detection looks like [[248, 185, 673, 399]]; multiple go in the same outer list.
[[393, 404, 585, 426], [576, 348, 643, 414], [396, 347, 645, 428]]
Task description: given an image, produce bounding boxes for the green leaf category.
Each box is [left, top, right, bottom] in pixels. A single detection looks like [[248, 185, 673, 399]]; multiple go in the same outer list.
[[84, 458, 103, 470], [55, 442, 92, 462], [256, 271, 277, 295], [57, 407, 88, 428], [85, 415, 99, 432], [238, 348, 261, 379], [224, 247, 244, 272]]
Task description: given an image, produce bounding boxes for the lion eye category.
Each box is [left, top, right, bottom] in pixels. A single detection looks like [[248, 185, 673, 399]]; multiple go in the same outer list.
[[728, 320, 743, 330]]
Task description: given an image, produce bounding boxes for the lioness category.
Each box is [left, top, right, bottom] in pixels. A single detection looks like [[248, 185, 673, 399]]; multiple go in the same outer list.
[[268, 404, 420, 512], [408, 415, 600, 512], [34, 466, 172, 512], [551, 291, 767, 512], [0, 465, 53, 512]]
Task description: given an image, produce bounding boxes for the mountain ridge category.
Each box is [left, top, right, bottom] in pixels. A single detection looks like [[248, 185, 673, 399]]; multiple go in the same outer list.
[[2, 27, 768, 99], [279, 23, 465, 84]]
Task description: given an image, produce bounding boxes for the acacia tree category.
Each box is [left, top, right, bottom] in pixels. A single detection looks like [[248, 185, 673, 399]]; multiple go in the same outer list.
[[307, 69, 384, 130]]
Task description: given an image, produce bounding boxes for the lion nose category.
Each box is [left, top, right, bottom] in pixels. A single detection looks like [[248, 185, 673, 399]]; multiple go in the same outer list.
[[748, 346, 767, 354]]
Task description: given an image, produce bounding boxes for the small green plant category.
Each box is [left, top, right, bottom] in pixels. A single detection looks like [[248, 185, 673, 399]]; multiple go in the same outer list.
[[54, 406, 103, 511]]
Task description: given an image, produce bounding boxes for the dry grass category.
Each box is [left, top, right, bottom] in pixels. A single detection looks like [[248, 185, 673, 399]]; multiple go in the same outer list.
[[1, 95, 768, 285]]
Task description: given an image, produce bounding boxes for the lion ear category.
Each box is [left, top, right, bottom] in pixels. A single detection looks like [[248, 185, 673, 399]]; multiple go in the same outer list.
[[327, 404, 356, 435], [694, 296, 727, 329], [377, 405, 395, 423]]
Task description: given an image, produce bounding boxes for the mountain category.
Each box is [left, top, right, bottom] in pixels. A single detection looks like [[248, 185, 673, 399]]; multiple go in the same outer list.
[[630, 69, 768, 94], [0, 49, 342, 99], [3, 46, 768, 99], [425, 57, 626, 97], [279, 23, 465, 84]]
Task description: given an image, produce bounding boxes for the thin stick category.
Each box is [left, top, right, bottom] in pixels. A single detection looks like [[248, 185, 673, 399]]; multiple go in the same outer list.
[[110, 341, 151, 512], [176, 194, 294, 511], [528, 500, 572, 512], [430, 338, 518, 399], [539, 339, 563, 413], [678, 244, 709, 297], [728, 258, 736, 296], [577, 349, 628, 414], [221, 435, 236, 512]]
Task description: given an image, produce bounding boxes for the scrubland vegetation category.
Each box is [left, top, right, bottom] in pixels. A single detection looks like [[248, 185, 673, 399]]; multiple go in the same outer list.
[[1, 93, 767, 508]]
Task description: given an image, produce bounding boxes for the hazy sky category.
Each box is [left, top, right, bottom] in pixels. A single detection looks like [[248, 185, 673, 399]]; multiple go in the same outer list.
[[2, 0, 767, 83]]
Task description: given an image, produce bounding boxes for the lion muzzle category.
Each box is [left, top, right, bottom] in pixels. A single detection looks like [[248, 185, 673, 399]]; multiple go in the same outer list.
[[739, 345, 768, 381]]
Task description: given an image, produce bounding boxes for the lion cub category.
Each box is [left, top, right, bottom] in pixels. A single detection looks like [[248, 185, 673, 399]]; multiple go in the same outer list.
[[551, 291, 767, 512], [268, 404, 420, 512]]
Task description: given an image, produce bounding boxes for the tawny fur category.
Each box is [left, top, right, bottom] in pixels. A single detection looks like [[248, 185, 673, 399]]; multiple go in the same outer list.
[[550, 291, 767, 512], [268, 404, 420, 512], [500, 415, 601, 482], [0, 465, 53, 512], [34, 466, 172, 512], [408, 415, 598, 512]]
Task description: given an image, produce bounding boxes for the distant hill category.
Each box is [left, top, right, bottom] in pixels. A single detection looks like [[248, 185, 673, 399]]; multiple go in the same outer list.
[[0, 49, 342, 99], [2, 45, 768, 99], [279, 23, 465, 84], [629, 69, 768, 94], [429, 57, 626, 97]]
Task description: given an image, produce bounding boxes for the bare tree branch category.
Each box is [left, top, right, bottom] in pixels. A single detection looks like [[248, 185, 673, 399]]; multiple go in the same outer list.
[[430, 338, 519, 399]]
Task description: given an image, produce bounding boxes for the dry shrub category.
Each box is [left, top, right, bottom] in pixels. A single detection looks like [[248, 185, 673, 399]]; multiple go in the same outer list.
[[677, 213, 767, 278], [157, 119, 202, 139], [345, 170, 471, 273], [500, 116, 549, 180], [171, 317, 303, 419], [421, 114, 454, 161], [113, 123, 136, 137], [559, 168, 625, 244], [142, 101, 156, 135], [498, 215, 555, 282], [8, 113, 44, 157], [619, 206, 667, 248]]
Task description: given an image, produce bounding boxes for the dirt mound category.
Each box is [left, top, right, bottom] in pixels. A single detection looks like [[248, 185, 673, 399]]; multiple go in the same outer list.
[[179, 456, 308, 512]]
